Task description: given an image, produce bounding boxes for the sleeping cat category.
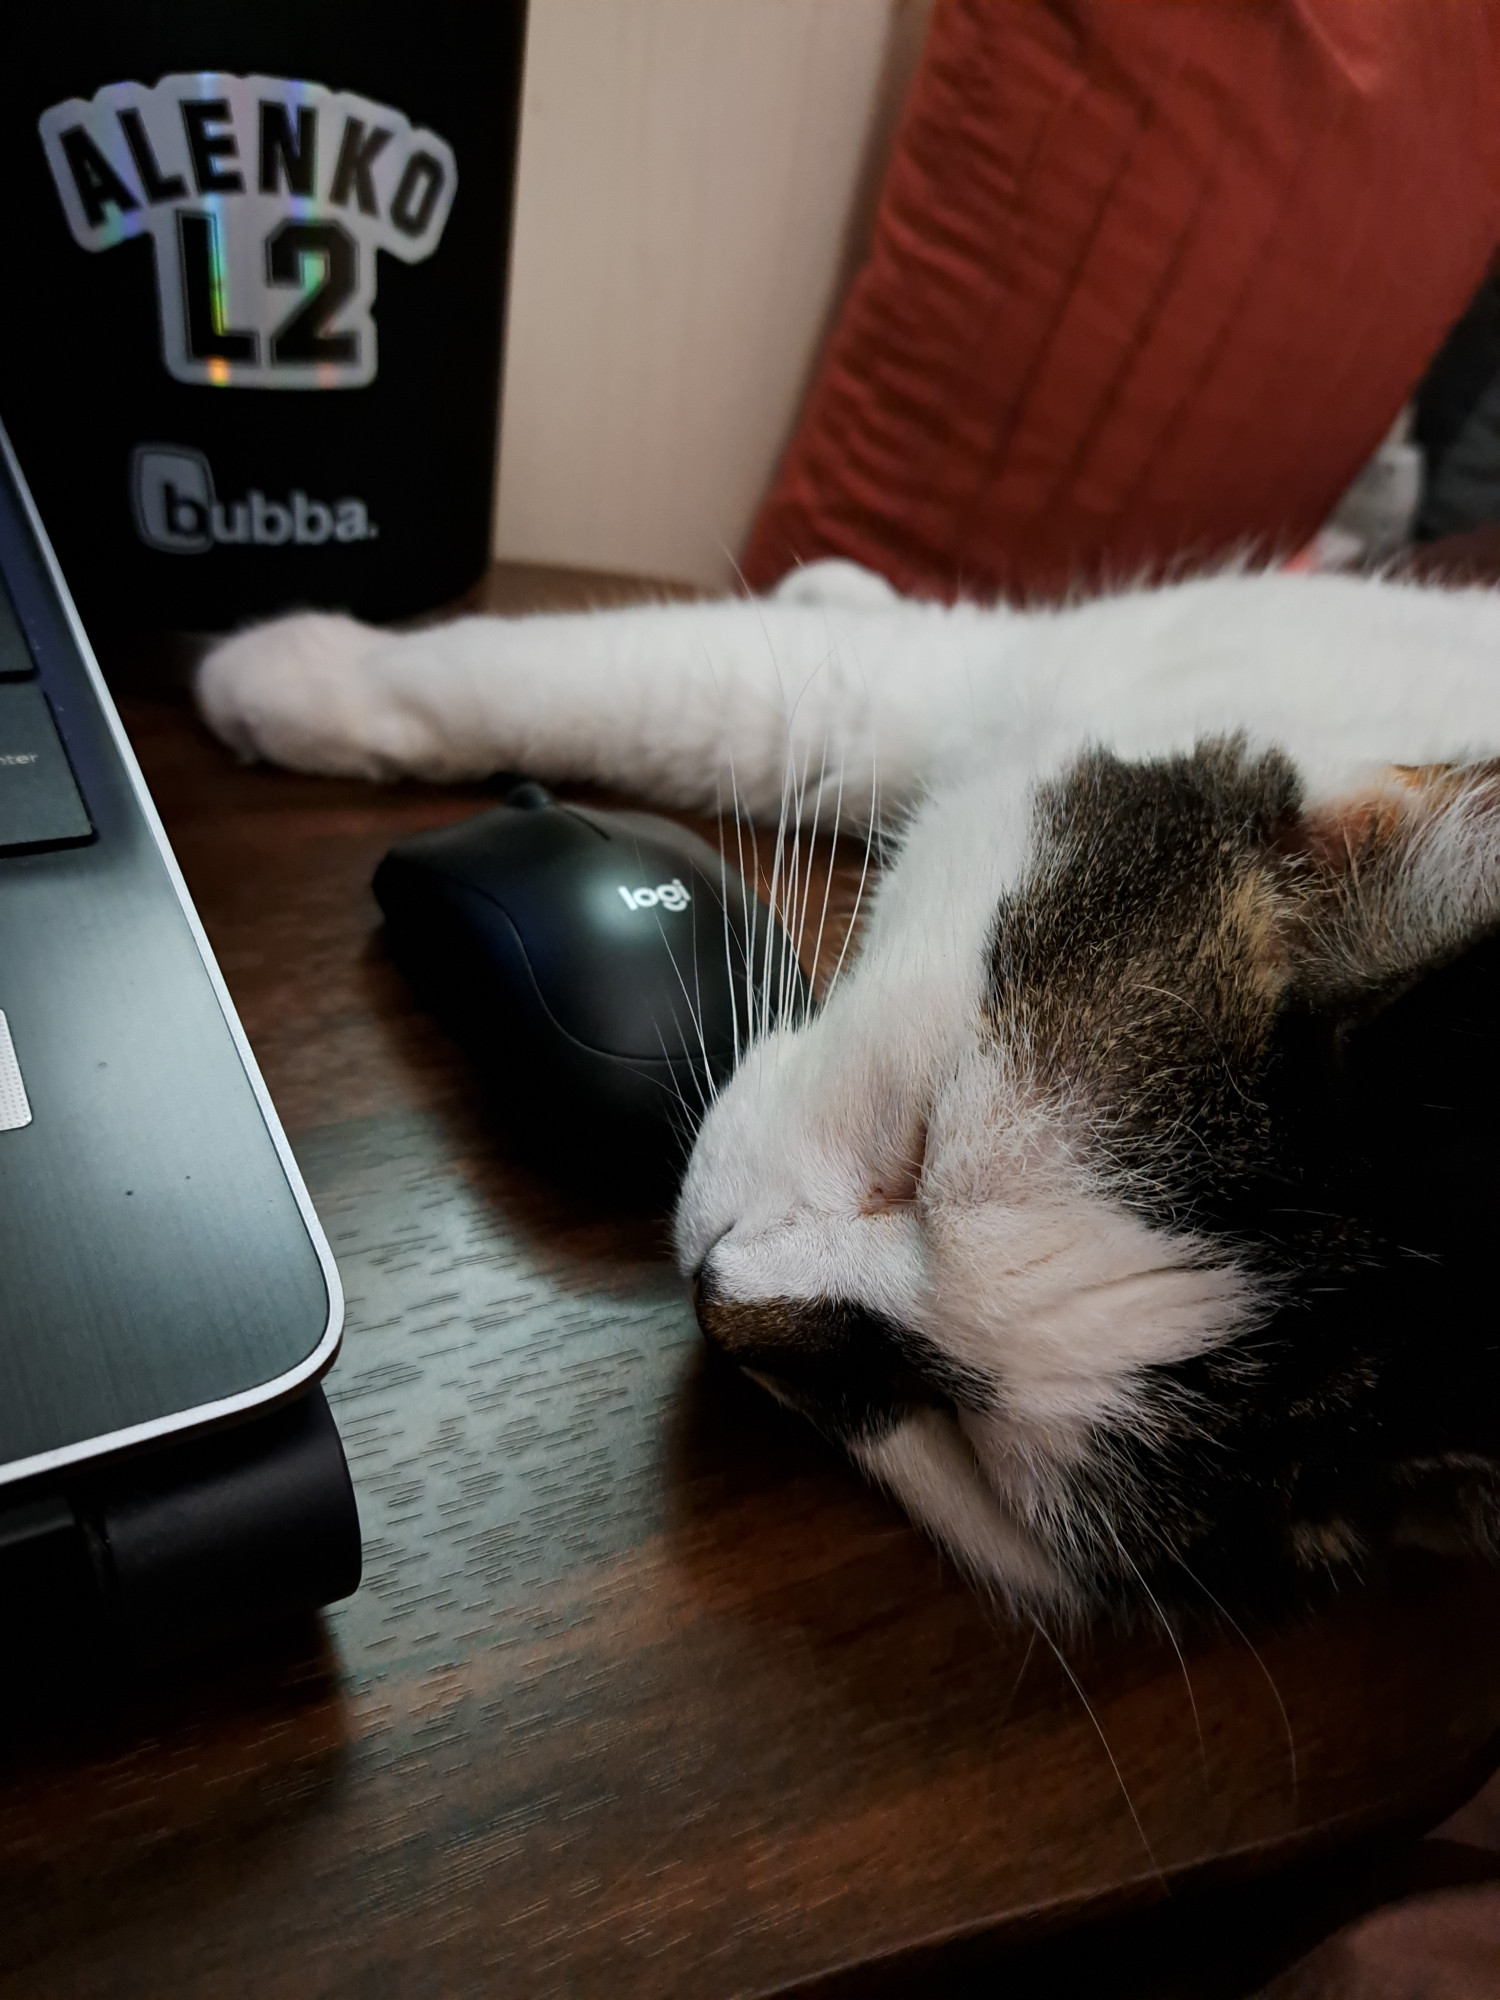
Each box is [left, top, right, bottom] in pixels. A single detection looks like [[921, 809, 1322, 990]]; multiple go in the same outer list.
[[198, 558, 1500, 1621]]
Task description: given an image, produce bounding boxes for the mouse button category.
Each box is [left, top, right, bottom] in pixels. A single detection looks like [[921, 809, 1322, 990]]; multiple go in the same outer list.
[[559, 804, 623, 839], [375, 849, 522, 966], [575, 807, 728, 874], [510, 849, 744, 1061], [391, 805, 603, 897], [549, 804, 610, 840], [374, 863, 558, 1057]]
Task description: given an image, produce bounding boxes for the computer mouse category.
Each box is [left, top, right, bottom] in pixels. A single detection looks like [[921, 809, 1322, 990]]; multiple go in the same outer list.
[[373, 783, 808, 1191]]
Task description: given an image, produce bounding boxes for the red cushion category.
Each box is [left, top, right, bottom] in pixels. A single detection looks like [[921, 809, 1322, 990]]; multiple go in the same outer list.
[[743, 1, 1500, 601]]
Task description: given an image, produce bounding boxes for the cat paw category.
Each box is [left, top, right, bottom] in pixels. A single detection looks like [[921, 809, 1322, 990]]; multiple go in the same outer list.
[[771, 559, 899, 611], [196, 613, 415, 779]]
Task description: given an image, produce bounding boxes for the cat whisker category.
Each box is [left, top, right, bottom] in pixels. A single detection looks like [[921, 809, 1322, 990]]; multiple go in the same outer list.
[[781, 736, 817, 1034], [1165, 1546, 1299, 1808], [788, 732, 824, 1016], [997, 1624, 1037, 1730], [714, 774, 742, 1074], [823, 754, 881, 1003], [617, 813, 716, 1113], [727, 754, 762, 1060], [688, 844, 713, 1105], [688, 626, 754, 1073], [648, 1014, 702, 1132], [721, 539, 791, 744], [1095, 1513, 1209, 1789], [653, 922, 719, 1118], [776, 751, 799, 1038], [762, 733, 798, 1047], [807, 750, 846, 1010], [1029, 1616, 1166, 1886]]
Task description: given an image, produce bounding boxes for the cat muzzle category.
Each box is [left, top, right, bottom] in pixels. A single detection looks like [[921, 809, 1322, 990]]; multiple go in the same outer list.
[[691, 1274, 987, 1442]]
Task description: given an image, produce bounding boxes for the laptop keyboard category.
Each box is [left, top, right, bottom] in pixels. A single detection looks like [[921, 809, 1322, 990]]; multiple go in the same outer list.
[[0, 682, 92, 852], [0, 578, 94, 855]]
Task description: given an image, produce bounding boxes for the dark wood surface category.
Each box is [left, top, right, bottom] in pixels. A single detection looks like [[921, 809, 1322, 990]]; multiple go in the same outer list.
[[5, 565, 1500, 1998]]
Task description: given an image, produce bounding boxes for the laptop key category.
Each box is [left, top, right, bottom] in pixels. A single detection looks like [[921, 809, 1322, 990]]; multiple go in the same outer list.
[[0, 581, 34, 680], [0, 682, 92, 853]]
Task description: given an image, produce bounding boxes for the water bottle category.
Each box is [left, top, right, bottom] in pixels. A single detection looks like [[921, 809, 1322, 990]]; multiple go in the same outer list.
[[0, 3, 527, 630]]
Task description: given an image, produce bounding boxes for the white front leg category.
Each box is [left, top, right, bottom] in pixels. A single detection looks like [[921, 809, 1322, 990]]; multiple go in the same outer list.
[[195, 586, 1010, 817]]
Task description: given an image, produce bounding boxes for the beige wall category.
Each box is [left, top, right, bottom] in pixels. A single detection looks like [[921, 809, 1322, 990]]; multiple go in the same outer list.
[[493, 0, 929, 590]]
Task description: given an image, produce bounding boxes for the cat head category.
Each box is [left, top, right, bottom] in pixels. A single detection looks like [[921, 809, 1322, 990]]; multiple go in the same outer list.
[[675, 739, 1500, 1619]]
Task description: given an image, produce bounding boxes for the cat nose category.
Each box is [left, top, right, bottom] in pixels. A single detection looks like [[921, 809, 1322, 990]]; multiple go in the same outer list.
[[687, 1283, 967, 1440], [694, 1265, 769, 1365], [691, 1264, 724, 1346], [689, 1233, 733, 1341]]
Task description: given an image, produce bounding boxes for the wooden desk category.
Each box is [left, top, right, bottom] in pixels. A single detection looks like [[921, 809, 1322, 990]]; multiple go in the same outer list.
[[4, 567, 1500, 1999]]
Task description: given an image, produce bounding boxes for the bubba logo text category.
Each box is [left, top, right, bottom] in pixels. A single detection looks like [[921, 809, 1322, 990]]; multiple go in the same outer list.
[[131, 445, 376, 554]]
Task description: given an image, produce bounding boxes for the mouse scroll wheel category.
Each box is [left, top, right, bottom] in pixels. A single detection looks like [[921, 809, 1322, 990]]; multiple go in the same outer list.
[[505, 781, 556, 810]]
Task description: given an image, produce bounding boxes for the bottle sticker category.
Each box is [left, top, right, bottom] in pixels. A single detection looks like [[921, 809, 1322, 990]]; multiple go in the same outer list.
[[38, 74, 458, 391], [128, 443, 377, 554]]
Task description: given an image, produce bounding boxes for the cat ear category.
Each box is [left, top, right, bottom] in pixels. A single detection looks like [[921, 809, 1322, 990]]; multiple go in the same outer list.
[[1286, 761, 1500, 1007]]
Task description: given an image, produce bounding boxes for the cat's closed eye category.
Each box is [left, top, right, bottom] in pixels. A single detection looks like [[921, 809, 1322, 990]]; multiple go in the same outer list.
[[860, 1124, 926, 1213]]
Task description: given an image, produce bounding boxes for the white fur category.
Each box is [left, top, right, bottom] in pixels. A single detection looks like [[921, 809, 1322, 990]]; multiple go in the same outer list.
[[198, 560, 1500, 1608], [852, 1412, 1061, 1601], [199, 564, 1500, 812]]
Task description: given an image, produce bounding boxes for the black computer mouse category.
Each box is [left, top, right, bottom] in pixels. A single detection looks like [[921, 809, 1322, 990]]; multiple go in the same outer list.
[[373, 784, 807, 1191]]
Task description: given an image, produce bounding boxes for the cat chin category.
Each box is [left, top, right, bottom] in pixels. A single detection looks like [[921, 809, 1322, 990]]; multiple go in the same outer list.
[[850, 1407, 1077, 1615]]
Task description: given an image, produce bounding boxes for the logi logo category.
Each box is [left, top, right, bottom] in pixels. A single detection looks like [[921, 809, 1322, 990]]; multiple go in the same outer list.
[[618, 879, 692, 914], [131, 445, 376, 554], [38, 75, 457, 389]]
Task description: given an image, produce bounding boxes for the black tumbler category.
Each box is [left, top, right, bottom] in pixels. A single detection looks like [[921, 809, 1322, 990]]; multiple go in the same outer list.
[[0, 3, 527, 630]]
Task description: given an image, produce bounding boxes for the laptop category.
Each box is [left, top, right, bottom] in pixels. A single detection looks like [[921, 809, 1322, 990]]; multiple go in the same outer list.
[[0, 417, 359, 1660]]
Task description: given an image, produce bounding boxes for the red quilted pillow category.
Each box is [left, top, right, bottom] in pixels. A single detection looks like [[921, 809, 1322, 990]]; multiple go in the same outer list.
[[743, 1, 1500, 601]]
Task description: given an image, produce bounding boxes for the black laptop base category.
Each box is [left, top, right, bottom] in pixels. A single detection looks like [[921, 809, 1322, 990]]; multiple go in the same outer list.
[[0, 1387, 360, 1664]]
